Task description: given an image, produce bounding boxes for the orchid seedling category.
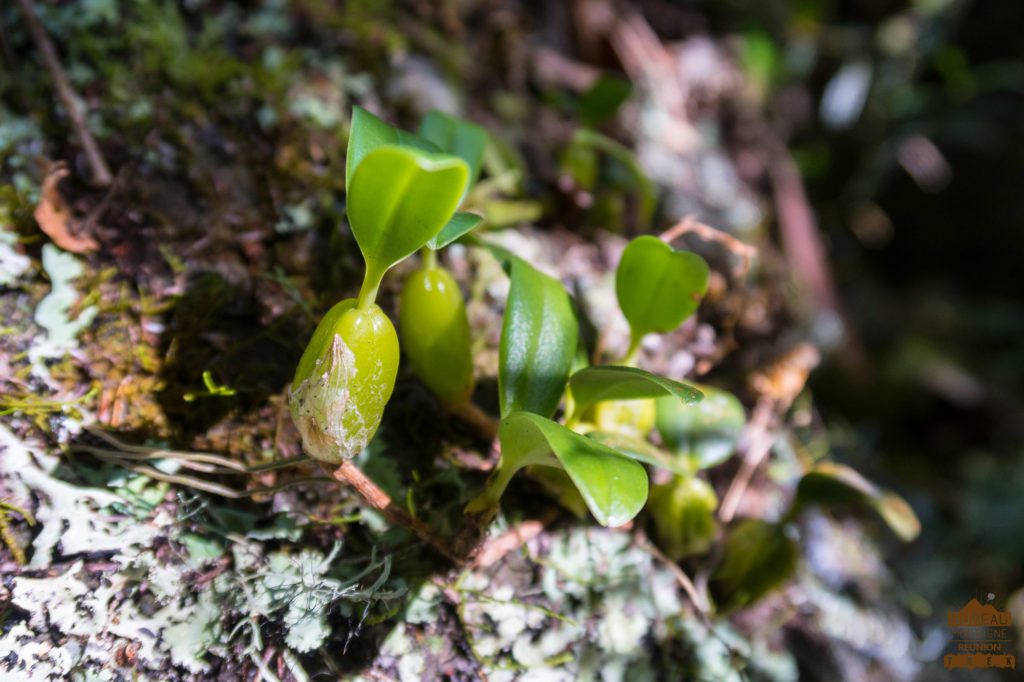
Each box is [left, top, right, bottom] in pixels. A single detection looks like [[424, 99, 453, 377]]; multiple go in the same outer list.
[[398, 111, 489, 414], [465, 235, 719, 528], [289, 106, 470, 464]]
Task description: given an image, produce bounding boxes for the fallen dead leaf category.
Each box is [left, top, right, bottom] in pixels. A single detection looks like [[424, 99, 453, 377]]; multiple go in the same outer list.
[[34, 163, 99, 254]]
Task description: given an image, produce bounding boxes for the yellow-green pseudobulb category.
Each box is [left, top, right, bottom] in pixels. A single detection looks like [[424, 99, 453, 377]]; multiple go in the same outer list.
[[399, 264, 474, 405], [289, 299, 399, 463], [592, 398, 656, 439], [648, 475, 718, 560]]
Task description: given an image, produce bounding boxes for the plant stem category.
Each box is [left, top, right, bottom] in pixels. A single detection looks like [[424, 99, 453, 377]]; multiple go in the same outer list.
[[464, 464, 516, 516], [623, 333, 643, 366], [422, 246, 438, 270], [448, 400, 498, 441], [357, 263, 386, 310], [329, 460, 458, 562]]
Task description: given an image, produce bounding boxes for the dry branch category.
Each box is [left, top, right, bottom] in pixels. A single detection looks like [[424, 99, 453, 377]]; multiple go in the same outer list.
[[15, 0, 113, 186]]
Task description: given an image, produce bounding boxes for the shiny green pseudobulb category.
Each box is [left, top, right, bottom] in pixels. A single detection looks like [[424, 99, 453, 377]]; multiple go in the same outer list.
[[648, 475, 718, 561], [399, 264, 474, 405], [592, 398, 656, 439], [289, 299, 399, 463]]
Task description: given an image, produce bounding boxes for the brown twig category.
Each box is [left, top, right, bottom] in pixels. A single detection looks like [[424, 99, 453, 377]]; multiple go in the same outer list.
[[659, 215, 758, 279], [766, 145, 836, 314], [719, 344, 820, 522], [471, 510, 558, 569], [15, 0, 113, 186], [717, 398, 777, 523], [329, 460, 459, 563], [635, 532, 711, 621]]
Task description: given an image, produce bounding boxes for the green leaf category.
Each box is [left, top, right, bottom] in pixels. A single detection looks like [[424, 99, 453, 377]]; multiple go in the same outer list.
[[526, 466, 590, 518], [616, 236, 710, 340], [579, 75, 632, 126], [418, 111, 488, 186], [793, 462, 920, 542], [568, 365, 703, 417], [499, 258, 578, 419], [346, 106, 400, 194], [655, 384, 745, 471], [346, 106, 440, 193], [586, 430, 689, 475], [488, 413, 648, 527], [427, 211, 484, 250], [348, 145, 469, 274], [710, 520, 798, 613]]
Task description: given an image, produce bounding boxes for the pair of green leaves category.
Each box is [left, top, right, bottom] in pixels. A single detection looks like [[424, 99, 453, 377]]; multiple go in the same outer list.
[[346, 108, 487, 291], [482, 251, 706, 526]]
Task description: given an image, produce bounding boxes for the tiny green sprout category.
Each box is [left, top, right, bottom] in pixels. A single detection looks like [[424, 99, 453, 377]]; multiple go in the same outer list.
[[647, 475, 718, 561], [290, 107, 469, 463], [183, 370, 236, 402]]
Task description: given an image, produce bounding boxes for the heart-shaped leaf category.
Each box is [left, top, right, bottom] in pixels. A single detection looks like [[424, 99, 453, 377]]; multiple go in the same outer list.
[[568, 365, 703, 418], [418, 111, 488, 187], [427, 211, 484, 250], [616, 236, 710, 340], [710, 519, 798, 613], [499, 258, 578, 419], [475, 412, 647, 527], [346, 106, 441, 193], [348, 145, 468, 275], [586, 430, 690, 475], [792, 462, 920, 541], [655, 384, 745, 471]]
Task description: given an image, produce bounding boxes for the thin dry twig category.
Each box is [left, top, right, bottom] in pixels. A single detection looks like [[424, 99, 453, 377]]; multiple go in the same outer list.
[[471, 511, 557, 569], [15, 0, 113, 186], [607, 7, 700, 152], [659, 215, 758, 279], [719, 343, 820, 522], [634, 532, 710, 618], [767, 145, 837, 314]]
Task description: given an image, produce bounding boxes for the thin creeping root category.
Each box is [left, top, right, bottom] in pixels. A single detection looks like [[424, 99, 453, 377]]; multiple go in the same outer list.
[[69, 426, 321, 498], [72, 427, 473, 561], [76, 425, 313, 473]]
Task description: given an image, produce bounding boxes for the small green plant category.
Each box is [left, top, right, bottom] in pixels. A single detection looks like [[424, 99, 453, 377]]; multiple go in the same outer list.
[[183, 370, 237, 402], [708, 460, 921, 612], [289, 107, 470, 463], [465, 236, 714, 527], [399, 112, 487, 408]]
